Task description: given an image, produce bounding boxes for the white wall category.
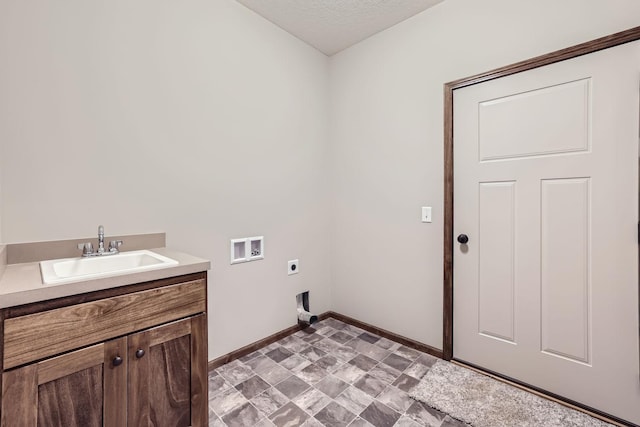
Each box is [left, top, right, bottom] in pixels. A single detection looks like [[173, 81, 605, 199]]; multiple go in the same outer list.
[[2, 0, 640, 361], [0, 144, 3, 243], [0, 0, 331, 359], [329, 0, 640, 349]]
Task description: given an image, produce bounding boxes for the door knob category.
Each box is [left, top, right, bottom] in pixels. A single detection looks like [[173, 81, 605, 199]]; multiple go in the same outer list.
[[112, 356, 123, 367], [457, 234, 469, 244], [135, 349, 145, 359]]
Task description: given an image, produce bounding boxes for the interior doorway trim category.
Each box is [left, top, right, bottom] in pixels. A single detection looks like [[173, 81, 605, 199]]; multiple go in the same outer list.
[[442, 25, 640, 361]]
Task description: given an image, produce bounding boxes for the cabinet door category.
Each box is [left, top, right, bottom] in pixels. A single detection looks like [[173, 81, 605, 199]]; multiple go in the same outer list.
[[1, 338, 127, 427], [127, 314, 207, 427]]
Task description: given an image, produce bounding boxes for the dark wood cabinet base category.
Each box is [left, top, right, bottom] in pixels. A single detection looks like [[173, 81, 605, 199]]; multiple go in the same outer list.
[[0, 272, 208, 427]]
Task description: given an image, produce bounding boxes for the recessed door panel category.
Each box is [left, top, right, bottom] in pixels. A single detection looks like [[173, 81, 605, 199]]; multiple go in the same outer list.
[[478, 181, 516, 343], [540, 178, 590, 364], [478, 79, 590, 161]]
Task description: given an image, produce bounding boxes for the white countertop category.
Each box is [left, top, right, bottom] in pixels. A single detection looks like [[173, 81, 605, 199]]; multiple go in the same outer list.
[[0, 248, 210, 308]]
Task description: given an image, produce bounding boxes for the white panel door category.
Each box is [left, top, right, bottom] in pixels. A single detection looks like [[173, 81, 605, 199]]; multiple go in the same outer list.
[[453, 40, 640, 424]]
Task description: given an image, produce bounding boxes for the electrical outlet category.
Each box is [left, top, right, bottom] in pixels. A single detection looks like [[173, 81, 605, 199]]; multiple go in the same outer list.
[[288, 259, 299, 275]]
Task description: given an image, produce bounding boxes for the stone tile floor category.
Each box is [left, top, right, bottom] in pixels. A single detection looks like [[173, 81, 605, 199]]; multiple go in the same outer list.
[[209, 318, 466, 427]]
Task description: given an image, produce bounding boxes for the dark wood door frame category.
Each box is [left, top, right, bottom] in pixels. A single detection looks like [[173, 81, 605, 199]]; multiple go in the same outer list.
[[442, 25, 640, 361]]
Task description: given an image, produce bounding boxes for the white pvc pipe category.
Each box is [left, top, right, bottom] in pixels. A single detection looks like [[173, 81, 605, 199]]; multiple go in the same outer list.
[[297, 308, 318, 324]]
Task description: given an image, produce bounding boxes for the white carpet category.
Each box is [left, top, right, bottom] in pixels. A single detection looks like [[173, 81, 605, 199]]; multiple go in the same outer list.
[[409, 361, 613, 427]]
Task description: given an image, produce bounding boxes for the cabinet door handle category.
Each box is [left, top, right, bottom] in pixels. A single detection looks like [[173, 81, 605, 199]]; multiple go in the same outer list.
[[112, 356, 123, 366], [135, 349, 145, 359]]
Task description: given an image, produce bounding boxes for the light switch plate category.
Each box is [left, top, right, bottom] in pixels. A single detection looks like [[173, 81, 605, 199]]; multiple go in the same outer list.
[[422, 206, 432, 223]]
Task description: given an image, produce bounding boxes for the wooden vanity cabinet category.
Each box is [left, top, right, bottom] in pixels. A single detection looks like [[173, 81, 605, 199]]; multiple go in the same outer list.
[[0, 272, 208, 427]]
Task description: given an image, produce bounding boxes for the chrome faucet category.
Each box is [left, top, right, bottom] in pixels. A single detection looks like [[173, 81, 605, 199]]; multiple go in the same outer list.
[[77, 225, 123, 257], [98, 225, 105, 254]]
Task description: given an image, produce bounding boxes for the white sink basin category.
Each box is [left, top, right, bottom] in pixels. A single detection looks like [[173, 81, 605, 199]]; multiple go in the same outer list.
[[40, 250, 179, 285]]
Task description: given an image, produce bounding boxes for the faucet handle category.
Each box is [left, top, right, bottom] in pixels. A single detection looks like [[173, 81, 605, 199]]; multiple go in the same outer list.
[[77, 242, 94, 255], [108, 240, 123, 252]]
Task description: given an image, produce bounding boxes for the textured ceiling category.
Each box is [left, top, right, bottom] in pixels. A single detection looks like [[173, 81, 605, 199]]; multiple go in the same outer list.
[[235, 0, 445, 56]]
